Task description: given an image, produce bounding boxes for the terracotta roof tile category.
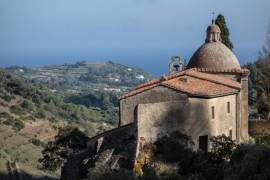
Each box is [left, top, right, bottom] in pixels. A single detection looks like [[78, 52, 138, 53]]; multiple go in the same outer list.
[[119, 69, 243, 100], [162, 75, 239, 97], [120, 84, 159, 100], [193, 68, 250, 74]]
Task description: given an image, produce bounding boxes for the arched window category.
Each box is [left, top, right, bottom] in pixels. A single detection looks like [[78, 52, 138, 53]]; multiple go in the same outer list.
[[212, 33, 215, 41]]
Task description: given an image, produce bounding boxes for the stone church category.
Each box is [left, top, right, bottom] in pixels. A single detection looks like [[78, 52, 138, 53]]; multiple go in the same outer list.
[[87, 20, 249, 154]]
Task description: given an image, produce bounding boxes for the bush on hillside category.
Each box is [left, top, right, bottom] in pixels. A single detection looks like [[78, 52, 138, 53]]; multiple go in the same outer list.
[[35, 109, 46, 119], [210, 134, 238, 163], [0, 92, 11, 102], [255, 132, 270, 147], [20, 99, 33, 110], [178, 134, 237, 180], [3, 118, 25, 131], [10, 105, 26, 116], [31, 139, 46, 148], [0, 150, 10, 159], [0, 112, 13, 119], [39, 125, 89, 171]]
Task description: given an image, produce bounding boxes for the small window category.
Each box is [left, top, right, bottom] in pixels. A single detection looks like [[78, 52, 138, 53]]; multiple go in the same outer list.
[[227, 102, 230, 113], [199, 135, 208, 151], [211, 106, 215, 119], [229, 130, 232, 139]]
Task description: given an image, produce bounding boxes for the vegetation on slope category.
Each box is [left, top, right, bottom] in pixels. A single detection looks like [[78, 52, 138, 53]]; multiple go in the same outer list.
[[5, 60, 154, 97], [0, 67, 120, 179], [0, 68, 117, 136], [83, 132, 270, 180], [39, 125, 89, 171]]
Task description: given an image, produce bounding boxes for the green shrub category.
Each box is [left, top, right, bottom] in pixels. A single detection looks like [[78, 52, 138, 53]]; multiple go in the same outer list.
[[255, 132, 270, 147], [3, 118, 24, 131], [3, 118, 14, 125], [39, 125, 89, 171], [35, 109, 46, 119], [178, 134, 237, 180], [31, 139, 46, 147], [0, 150, 10, 159], [0, 112, 13, 119], [10, 105, 26, 116], [20, 99, 33, 110], [13, 118, 25, 131], [44, 104, 55, 113], [0, 93, 11, 102], [210, 134, 238, 163], [48, 117, 58, 123], [20, 115, 35, 121]]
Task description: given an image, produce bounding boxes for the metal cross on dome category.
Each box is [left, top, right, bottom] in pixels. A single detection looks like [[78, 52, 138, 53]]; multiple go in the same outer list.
[[212, 11, 215, 19]]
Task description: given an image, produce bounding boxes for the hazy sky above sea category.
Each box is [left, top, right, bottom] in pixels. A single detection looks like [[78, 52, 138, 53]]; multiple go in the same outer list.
[[1, 0, 270, 76]]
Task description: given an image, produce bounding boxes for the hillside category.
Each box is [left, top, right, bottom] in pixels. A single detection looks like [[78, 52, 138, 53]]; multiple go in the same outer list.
[[0, 68, 118, 179], [0, 61, 155, 179], [5, 60, 155, 96]]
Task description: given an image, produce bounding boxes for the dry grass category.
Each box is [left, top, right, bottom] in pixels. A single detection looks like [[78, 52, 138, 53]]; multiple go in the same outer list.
[[0, 125, 60, 179]]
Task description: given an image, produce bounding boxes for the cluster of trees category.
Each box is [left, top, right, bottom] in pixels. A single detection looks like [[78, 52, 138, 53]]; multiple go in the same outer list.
[[0, 68, 118, 136], [79, 61, 150, 87], [243, 21, 270, 119], [65, 91, 118, 109], [39, 125, 89, 171]]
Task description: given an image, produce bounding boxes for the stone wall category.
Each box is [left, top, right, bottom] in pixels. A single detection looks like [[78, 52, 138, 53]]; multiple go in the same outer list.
[[136, 94, 237, 151], [119, 86, 188, 126], [249, 120, 270, 136], [202, 71, 249, 141], [87, 123, 137, 151]]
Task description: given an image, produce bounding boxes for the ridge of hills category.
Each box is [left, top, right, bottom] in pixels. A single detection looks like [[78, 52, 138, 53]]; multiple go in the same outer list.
[[5, 60, 155, 96]]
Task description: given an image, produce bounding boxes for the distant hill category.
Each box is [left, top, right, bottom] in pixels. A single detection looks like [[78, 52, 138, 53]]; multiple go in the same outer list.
[[5, 60, 155, 95]]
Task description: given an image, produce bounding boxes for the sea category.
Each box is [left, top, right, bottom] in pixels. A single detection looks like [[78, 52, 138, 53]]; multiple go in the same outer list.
[[0, 48, 257, 77]]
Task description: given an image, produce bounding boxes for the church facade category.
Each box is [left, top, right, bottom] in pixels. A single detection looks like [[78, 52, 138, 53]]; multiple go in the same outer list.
[[87, 20, 249, 153]]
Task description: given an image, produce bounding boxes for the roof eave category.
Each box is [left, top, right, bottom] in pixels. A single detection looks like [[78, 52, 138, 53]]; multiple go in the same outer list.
[[189, 91, 239, 98]]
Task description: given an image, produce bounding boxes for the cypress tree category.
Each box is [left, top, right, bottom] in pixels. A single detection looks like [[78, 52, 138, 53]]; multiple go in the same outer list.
[[215, 14, 234, 51]]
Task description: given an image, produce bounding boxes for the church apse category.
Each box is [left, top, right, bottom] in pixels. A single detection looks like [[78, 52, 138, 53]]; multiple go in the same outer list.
[[135, 94, 237, 151]]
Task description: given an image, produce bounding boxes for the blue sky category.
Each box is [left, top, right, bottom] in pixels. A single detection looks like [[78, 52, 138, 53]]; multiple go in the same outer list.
[[1, 0, 270, 76]]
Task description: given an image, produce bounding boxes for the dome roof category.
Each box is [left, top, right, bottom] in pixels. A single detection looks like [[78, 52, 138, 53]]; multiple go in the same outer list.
[[207, 24, 220, 32], [187, 20, 241, 70], [187, 42, 241, 70]]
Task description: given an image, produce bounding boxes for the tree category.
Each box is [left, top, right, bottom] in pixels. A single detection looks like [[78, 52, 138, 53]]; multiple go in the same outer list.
[[39, 125, 89, 171], [255, 21, 270, 120], [243, 62, 260, 106], [215, 14, 234, 51]]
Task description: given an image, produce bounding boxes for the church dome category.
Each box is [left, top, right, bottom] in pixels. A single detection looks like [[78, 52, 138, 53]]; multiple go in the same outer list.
[[207, 23, 220, 32], [187, 42, 240, 69], [187, 20, 241, 70]]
